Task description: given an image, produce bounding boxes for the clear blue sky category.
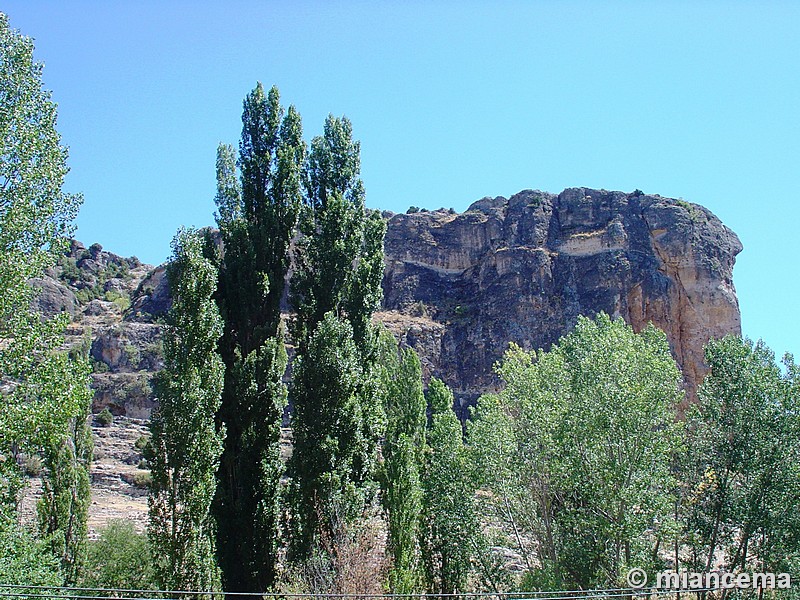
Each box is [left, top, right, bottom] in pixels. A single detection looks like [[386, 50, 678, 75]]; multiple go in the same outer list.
[[4, 1, 799, 360]]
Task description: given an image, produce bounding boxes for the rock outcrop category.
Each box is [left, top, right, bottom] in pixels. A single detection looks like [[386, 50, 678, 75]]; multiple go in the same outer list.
[[382, 188, 741, 413], [39, 187, 741, 419]]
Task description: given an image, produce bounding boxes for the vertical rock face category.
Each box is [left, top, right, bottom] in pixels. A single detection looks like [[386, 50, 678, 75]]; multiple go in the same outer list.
[[382, 188, 742, 414]]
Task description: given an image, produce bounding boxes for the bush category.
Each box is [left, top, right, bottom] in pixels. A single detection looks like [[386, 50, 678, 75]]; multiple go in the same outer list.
[[134, 435, 150, 451], [58, 256, 81, 282], [112, 296, 131, 312], [0, 513, 61, 586], [131, 470, 152, 488], [20, 454, 42, 477], [81, 519, 155, 589], [91, 359, 109, 373], [123, 344, 140, 367], [96, 407, 113, 427]]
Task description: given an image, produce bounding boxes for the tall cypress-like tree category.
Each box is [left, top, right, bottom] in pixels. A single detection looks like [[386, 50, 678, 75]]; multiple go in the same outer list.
[[288, 115, 386, 560], [148, 228, 225, 595], [36, 356, 93, 585], [382, 346, 427, 593], [212, 83, 304, 593], [421, 378, 478, 594]]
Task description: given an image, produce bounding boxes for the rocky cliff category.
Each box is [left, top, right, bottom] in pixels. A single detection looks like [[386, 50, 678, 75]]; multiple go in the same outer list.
[[381, 188, 741, 414], [40, 187, 741, 419]]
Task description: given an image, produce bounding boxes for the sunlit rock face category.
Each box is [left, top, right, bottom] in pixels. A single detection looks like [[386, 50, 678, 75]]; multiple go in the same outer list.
[[382, 188, 742, 415]]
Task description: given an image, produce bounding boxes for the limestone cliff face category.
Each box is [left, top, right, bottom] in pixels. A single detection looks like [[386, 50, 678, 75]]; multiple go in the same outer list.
[[382, 188, 742, 413]]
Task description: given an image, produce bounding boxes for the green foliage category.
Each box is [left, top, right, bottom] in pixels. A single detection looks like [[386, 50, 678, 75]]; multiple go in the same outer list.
[[421, 378, 478, 594], [290, 114, 386, 352], [148, 228, 225, 593], [81, 520, 155, 589], [675, 198, 704, 222], [0, 13, 81, 292], [121, 375, 151, 401], [21, 453, 43, 476], [469, 313, 684, 589], [105, 290, 131, 312], [683, 336, 800, 575], [212, 83, 303, 592], [0, 14, 92, 583], [0, 509, 62, 587], [58, 256, 81, 283], [123, 343, 141, 367], [132, 470, 152, 489], [289, 313, 375, 558], [289, 113, 386, 563], [91, 358, 109, 373], [37, 397, 93, 584], [381, 347, 427, 593], [96, 407, 113, 427]]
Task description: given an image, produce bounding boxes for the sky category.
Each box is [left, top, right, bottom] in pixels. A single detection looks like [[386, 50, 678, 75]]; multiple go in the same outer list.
[[4, 1, 799, 360]]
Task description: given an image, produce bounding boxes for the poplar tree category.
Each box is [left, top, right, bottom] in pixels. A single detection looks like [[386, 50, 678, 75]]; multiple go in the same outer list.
[[288, 115, 386, 559], [289, 313, 364, 556], [469, 314, 683, 589], [382, 347, 427, 593], [212, 83, 304, 592], [36, 359, 93, 585], [421, 378, 477, 594], [684, 336, 800, 575], [148, 228, 225, 594], [1, 12, 92, 583]]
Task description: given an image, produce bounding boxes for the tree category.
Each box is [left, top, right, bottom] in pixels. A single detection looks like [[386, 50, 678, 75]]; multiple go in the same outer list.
[[212, 83, 304, 593], [382, 346, 427, 593], [148, 228, 225, 594], [421, 378, 478, 594], [290, 114, 385, 352], [36, 356, 93, 585], [469, 313, 684, 589], [288, 114, 386, 559], [0, 12, 92, 583], [288, 313, 365, 557], [683, 336, 800, 576]]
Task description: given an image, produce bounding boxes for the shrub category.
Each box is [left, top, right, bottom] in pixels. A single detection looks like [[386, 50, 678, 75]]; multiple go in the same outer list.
[[21, 454, 43, 477], [80, 519, 155, 589], [134, 435, 150, 451], [123, 344, 140, 367], [96, 408, 113, 427], [0, 513, 61, 586], [112, 296, 131, 312], [91, 359, 109, 373], [59, 256, 81, 282], [132, 470, 152, 488]]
